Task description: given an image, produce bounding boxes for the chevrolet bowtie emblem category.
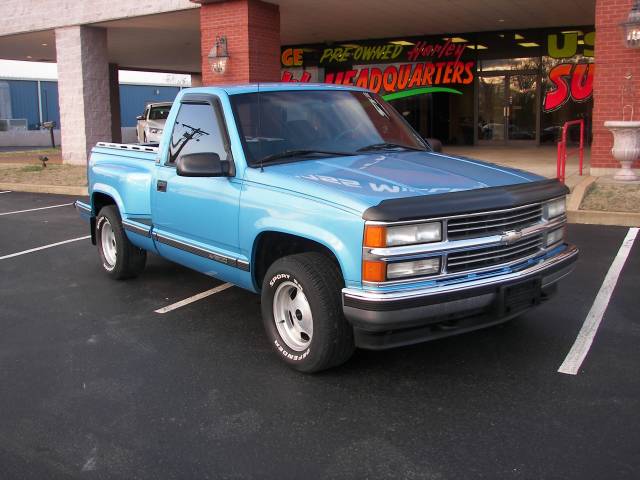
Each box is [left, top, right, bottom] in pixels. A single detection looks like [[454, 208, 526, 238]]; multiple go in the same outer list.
[[501, 230, 522, 245]]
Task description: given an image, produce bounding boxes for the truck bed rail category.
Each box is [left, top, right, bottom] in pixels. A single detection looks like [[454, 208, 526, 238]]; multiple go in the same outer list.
[[95, 142, 159, 154]]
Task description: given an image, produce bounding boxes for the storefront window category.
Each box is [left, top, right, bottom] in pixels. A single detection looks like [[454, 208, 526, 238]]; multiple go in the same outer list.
[[480, 57, 540, 72], [541, 54, 593, 144], [281, 26, 594, 147]]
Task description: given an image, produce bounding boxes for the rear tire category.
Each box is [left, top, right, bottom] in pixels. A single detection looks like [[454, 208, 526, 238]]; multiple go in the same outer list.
[[96, 205, 146, 280], [261, 252, 354, 373]]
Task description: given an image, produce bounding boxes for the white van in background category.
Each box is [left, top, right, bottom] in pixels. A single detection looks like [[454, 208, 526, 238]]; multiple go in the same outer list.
[[136, 102, 172, 144]]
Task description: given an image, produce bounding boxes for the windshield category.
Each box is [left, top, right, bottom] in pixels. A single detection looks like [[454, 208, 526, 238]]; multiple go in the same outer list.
[[230, 90, 428, 166], [149, 105, 171, 121]]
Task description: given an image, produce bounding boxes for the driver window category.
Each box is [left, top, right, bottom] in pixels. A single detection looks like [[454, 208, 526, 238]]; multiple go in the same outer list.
[[167, 102, 228, 166]]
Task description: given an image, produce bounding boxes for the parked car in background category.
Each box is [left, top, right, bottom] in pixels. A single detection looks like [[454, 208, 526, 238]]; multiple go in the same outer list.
[[136, 102, 172, 143]]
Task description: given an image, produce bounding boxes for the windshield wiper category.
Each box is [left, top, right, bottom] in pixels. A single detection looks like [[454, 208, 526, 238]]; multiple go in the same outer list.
[[356, 142, 426, 152], [258, 149, 356, 164]]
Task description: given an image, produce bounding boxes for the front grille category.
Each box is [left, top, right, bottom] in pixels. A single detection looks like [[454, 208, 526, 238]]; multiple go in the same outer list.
[[446, 235, 543, 274], [447, 203, 543, 240]]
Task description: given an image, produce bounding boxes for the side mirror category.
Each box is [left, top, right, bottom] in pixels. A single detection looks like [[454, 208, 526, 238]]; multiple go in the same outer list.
[[136, 115, 144, 121], [176, 152, 230, 177]]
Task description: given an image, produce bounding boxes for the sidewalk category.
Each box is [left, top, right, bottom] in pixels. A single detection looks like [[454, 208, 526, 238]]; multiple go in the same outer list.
[[445, 144, 587, 190]]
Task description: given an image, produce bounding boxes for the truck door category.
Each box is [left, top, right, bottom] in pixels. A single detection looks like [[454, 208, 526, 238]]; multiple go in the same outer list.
[[151, 94, 247, 281]]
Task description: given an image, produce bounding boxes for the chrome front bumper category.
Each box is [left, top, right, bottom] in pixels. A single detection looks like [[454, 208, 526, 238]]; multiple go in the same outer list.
[[342, 244, 578, 348]]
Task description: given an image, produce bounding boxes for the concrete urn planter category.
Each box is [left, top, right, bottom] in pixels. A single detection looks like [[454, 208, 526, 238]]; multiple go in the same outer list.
[[604, 120, 640, 181]]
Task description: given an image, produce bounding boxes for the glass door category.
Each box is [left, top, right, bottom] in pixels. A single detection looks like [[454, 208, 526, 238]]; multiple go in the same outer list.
[[477, 72, 539, 144], [507, 73, 537, 143], [478, 75, 506, 143]]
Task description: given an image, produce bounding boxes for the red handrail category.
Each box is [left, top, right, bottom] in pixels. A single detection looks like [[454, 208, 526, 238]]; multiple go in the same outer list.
[[556, 119, 585, 183]]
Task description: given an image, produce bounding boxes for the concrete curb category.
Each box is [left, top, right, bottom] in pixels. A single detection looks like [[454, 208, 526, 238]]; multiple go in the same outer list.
[[0, 183, 87, 196], [568, 209, 640, 227], [567, 175, 596, 211], [566, 175, 640, 226]]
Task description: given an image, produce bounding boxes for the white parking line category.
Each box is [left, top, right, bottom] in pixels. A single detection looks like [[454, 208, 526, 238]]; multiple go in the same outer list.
[[0, 203, 74, 216], [0, 190, 11, 194], [558, 227, 638, 375], [0, 235, 91, 261], [155, 282, 234, 314]]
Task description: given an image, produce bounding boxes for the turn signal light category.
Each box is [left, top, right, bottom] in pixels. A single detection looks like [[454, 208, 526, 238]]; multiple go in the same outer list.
[[364, 225, 386, 248], [362, 260, 386, 282]]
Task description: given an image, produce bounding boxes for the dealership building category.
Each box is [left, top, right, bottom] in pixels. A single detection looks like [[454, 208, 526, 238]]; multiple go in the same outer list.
[[0, 0, 638, 175]]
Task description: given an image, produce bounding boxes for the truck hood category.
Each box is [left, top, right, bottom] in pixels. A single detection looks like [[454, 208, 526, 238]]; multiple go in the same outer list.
[[244, 150, 544, 214]]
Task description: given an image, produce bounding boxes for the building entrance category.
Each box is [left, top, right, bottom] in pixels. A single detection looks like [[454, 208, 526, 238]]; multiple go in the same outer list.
[[478, 71, 539, 145]]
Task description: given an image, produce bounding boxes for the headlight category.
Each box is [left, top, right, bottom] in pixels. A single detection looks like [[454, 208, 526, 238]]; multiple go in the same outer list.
[[544, 197, 566, 219], [364, 222, 442, 247], [387, 257, 441, 279], [545, 227, 565, 247], [149, 128, 163, 134]]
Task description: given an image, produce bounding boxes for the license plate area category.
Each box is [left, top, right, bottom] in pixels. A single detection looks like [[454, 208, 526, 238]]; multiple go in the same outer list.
[[497, 278, 542, 316]]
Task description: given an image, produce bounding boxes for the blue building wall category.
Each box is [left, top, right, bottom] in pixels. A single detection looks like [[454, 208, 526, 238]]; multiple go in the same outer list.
[[7, 80, 40, 129], [40, 81, 60, 127], [1, 79, 180, 130]]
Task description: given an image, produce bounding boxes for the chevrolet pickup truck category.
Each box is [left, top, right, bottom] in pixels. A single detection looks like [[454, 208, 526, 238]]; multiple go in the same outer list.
[[75, 83, 578, 372]]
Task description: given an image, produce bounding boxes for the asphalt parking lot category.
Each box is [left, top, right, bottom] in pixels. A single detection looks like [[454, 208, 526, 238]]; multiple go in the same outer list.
[[1, 191, 639, 479]]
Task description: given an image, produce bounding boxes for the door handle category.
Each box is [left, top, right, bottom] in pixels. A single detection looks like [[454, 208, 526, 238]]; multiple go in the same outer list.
[[157, 180, 167, 192]]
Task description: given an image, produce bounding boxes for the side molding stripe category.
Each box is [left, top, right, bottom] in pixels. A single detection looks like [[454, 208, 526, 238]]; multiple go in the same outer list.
[[122, 220, 152, 238], [153, 232, 250, 272]]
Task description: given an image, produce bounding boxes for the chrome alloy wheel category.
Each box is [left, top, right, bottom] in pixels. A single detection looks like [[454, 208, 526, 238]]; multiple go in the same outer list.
[[100, 218, 117, 269], [272, 281, 313, 351]]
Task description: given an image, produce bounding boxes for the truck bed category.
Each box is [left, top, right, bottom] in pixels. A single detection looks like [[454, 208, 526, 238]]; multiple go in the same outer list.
[[90, 142, 159, 216]]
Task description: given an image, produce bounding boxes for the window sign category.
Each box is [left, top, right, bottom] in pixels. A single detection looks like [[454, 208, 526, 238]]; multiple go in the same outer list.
[[280, 27, 595, 146], [542, 31, 595, 112], [281, 37, 476, 101]]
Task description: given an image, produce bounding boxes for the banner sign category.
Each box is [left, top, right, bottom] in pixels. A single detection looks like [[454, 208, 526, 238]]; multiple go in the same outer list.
[[281, 38, 475, 97], [323, 61, 474, 94]]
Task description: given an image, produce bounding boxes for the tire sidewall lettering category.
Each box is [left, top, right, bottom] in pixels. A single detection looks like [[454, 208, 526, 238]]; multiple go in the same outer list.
[[269, 273, 290, 288], [273, 338, 310, 362]]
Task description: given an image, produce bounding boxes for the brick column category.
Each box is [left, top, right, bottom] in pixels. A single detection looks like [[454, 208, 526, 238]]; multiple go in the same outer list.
[[195, 0, 280, 85], [55, 26, 112, 165], [591, 0, 640, 174]]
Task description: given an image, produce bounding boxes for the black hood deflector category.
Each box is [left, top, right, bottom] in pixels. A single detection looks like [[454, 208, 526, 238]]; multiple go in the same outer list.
[[362, 179, 569, 222]]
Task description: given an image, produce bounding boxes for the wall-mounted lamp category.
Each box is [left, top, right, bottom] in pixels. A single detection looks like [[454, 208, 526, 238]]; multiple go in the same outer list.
[[622, 0, 640, 48], [208, 35, 229, 74]]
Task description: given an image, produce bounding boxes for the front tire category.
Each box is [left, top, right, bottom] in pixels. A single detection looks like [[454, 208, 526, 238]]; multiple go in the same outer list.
[[261, 252, 354, 373], [96, 205, 146, 280]]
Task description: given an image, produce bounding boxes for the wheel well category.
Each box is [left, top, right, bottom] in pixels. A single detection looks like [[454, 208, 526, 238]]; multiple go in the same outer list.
[[253, 232, 343, 290], [92, 192, 116, 215], [91, 193, 117, 245]]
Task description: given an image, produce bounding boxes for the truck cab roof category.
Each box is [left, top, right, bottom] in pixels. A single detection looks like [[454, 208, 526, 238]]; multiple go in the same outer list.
[[186, 83, 369, 96]]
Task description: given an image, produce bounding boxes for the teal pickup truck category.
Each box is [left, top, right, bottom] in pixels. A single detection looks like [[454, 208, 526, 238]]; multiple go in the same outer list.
[[76, 83, 578, 372]]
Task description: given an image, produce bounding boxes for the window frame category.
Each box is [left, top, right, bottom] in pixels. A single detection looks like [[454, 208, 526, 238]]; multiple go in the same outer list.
[[164, 93, 235, 176]]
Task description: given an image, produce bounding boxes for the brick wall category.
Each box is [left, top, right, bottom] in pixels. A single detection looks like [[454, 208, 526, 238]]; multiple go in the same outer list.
[[591, 0, 640, 169], [199, 0, 280, 85]]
